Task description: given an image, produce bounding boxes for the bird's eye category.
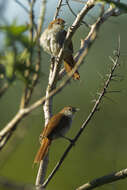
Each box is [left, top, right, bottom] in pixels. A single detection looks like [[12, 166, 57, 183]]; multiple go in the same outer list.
[[69, 107, 72, 111]]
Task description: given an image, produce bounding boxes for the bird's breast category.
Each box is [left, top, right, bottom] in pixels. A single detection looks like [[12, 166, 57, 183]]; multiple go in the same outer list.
[[49, 116, 72, 140], [40, 29, 62, 56]]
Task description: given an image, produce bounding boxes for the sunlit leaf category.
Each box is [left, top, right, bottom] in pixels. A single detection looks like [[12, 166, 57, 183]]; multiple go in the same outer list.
[[0, 24, 28, 36], [0, 23, 33, 49], [5, 52, 15, 80]]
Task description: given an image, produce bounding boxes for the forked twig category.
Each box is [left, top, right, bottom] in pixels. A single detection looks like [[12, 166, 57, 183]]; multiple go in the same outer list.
[[66, 0, 90, 28]]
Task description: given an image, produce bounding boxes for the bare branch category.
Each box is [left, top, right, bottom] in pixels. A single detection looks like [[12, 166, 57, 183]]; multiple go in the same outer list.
[[24, 0, 47, 107], [14, 0, 29, 14], [35, 63, 56, 187], [20, 0, 36, 109], [76, 168, 127, 190], [36, 0, 64, 183], [36, 0, 47, 39], [54, 0, 63, 20], [66, 0, 90, 28], [35, 155, 49, 190]]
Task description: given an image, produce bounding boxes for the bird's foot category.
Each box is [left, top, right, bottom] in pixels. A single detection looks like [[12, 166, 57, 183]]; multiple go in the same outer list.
[[61, 135, 75, 145]]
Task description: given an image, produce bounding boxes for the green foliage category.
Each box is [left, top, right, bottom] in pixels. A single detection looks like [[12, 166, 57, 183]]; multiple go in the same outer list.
[[0, 23, 36, 85], [0, 23, 32, 49], [2, 52, 15, 80], [0, 50, 37, 85]]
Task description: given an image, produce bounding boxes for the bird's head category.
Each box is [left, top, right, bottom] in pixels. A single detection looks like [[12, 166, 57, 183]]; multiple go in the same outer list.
[[48, 18, 65, 32], [60, 106, 79, 118]]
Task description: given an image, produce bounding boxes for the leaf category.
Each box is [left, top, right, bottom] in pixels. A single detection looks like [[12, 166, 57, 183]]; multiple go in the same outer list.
[[0, 24, 28, 36], [5, 52, 15, 80], [0, 23, 33, 49]]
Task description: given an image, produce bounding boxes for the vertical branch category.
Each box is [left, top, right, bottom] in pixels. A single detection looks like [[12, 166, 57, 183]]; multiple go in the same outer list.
[[29, 0, 35, 41], [35, 156, 49, 190], [35, 0, 65, 188], [35, 59, 57, 190], [37, 0, 47, 39], [23, 0, 47, 106], [20, 0, 35, 108]]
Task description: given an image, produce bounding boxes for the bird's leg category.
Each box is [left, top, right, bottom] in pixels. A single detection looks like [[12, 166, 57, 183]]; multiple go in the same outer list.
[[61, 135, 75, 145], [50, 56, 55, 70], [50, 56, 55, 63]]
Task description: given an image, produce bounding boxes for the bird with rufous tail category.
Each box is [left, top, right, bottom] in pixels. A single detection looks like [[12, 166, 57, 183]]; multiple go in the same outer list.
[[34, 106, 79, 163]]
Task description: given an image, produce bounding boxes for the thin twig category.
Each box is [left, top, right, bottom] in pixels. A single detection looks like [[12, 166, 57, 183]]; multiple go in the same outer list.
[[66, 0, 90, 28], [36, 0, 47, 39], [42, 37, 121, 188], [23, 0, 47, 107], [54, 0, 63, 20], [14, 0, 29, 14], [20, 0, 36, 108], [76, 168, 127, 190]]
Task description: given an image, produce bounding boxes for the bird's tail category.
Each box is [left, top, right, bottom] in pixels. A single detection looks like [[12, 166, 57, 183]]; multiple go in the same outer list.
[[64, 55, 80, 80], [34, 137, 51, 164]]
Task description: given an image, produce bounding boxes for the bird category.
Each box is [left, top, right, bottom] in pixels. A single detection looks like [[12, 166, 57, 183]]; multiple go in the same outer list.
[[34, 106, 79, 163], [40, 18, 80, 80]]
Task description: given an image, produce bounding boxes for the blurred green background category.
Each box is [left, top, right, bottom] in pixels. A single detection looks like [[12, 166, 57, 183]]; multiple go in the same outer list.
[[0, 0, 127, 190]]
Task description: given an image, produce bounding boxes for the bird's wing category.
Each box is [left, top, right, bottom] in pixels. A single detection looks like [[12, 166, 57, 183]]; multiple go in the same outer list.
[[41, 113, 64, 138], [56, 30, 73, 53]]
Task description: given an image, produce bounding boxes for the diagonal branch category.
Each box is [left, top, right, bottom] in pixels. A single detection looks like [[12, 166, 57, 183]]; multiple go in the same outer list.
[[66, 0, 90, 28], [20, 0, 36, 109], [14, 0, 29, 14], [76, 168, 127, 190], [54, 0, 63, 20], [42, 37, 121, 188]]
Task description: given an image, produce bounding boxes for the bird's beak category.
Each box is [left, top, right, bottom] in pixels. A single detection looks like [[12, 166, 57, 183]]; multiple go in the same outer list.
[[74, 107, 80, 112]]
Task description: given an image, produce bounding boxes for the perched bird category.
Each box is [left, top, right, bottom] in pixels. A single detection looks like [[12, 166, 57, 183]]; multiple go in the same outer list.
[[40, 18, 80, 80], [34, 106, 79, 163]]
